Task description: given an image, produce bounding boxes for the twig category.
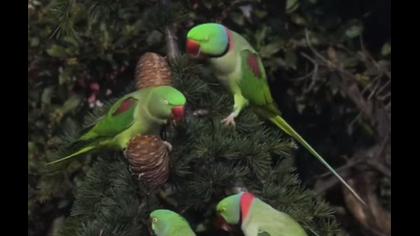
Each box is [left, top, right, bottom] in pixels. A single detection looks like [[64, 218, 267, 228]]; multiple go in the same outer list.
[[305, 29, 371, 83], [304, 29, 334, 68], [165, 26, 180, 62], [300, 52, 318, 64], [314, 172, 348, 194], [359, 37, 391, 80], [289, 72, 313, 82], [367, 80, 382, 100], [385, 102, 391, 110], [348, 113, 362, 131], [304, 27, 391, 196], [377, 92, 391, 102], [366, 159, 391, 177], [305, 63, 319, 92], [217, 0, 254, 22], [342, 173, 391, 236], [361, 74, 382, 96], [299, 52, 319, 92], [335, 44, 353, 54], [161, 0, 180, 62], [376, 79, 391, 97], [316, 141, 390, 196]]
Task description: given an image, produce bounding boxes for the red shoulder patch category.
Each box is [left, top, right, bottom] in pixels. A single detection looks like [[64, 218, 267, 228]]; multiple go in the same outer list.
[[113, 98, 137, 116], [240, 192, 255, 221], [247, 54, 262, 78]]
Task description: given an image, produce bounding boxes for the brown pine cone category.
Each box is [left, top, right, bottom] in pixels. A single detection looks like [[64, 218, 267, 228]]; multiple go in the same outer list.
[[135, 52, 172, 89], [125, 135, 171, 188]]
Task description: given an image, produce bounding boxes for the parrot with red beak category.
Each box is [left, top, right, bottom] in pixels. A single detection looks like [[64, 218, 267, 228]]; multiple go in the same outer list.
[[216, 192, 308, 236], [186, 23, 365, 205], [48, 86, 186, 165]]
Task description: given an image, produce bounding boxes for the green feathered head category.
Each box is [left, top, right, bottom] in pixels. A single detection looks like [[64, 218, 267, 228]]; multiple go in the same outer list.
[[147, 86, 186, 123], [149, 209, 192, 236], [186, 23, 229, 57], [216, 192, 243, 225]]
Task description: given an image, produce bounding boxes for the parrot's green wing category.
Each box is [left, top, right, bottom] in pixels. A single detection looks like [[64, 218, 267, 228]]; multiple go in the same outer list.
[[253, 218, 307, 236], [257, 231, 271, 236], [238, 49, 275, 108], [244, 199, 308, 236], [255, 223, 305, 236], [79, 94, 139, 141], [47, 94, 139, 165]]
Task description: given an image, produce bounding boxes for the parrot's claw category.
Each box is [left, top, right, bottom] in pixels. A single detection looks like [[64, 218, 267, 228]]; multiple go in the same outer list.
[[221, 114, 236, 127], [162, 141, 173, 152]]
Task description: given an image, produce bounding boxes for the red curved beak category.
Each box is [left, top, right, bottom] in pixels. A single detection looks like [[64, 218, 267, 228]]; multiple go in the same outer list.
[[171, 106, 185, 123], [186, 39, 200, 57]]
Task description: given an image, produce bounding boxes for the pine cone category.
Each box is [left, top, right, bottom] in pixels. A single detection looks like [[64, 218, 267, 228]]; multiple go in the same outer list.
[[125, 135, 171, 188], [135, 52, 172, 89]]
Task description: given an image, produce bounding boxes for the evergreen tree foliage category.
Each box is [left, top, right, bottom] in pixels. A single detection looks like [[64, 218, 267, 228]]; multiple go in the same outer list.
[[57, 56, 340, 236]]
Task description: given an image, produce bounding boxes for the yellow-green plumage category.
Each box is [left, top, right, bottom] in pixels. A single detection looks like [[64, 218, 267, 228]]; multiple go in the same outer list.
[[186, 23, 365, 205], [150, 209, 196, 236], [243, 198, 307, 236], [47, 86, 186, 165], [216, 192, 307, 236]]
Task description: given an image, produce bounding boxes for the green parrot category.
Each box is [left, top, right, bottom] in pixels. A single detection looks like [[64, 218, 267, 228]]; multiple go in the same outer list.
[[216, 192, 308, 236], [47, 86, 186, 165], [186, 23, 365, 205], [149, 209, 196, 236]]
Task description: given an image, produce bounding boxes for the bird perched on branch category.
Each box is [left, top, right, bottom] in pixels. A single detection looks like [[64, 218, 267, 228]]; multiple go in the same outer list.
[[186, 23, 365, 205]]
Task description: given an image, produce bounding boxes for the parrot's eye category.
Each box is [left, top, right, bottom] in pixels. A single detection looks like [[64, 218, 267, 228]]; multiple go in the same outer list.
[[152, 217, 158, 223]]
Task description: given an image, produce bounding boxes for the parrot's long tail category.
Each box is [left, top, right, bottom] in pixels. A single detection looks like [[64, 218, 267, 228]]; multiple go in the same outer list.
[[46, 145, 96, 166], [269, 115, 366, 206]]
